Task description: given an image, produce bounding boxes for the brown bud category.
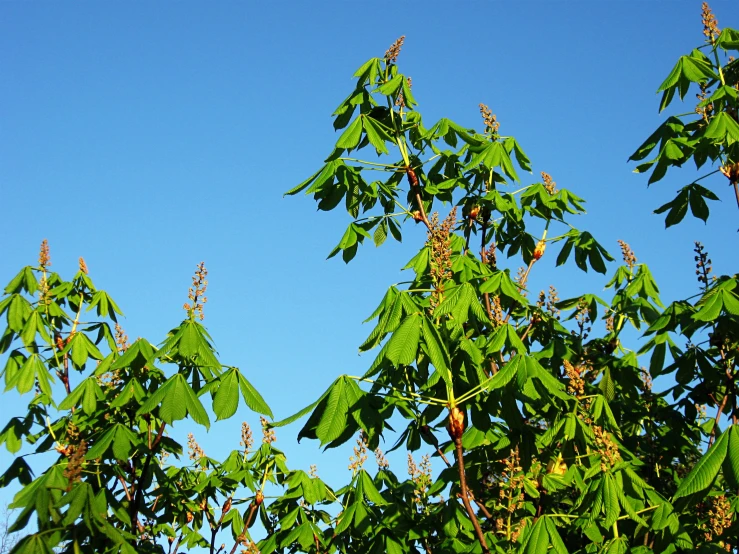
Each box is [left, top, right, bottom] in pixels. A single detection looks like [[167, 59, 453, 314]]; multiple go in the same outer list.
[[406, 167, 419, 187], [412, 210, 423, 222], [447, 406, 465, 441], [255, 490, 264, 506], [533, 240, 546, 261]]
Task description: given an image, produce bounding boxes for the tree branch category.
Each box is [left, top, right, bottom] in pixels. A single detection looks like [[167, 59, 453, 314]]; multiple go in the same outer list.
[[454, 438, 489, 554]]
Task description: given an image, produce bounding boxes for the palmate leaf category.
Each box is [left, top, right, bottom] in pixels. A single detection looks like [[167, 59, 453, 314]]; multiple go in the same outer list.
[[0, 418, 28, 455], [555, 230, 613, 274], [85, 424, 139, 461], [137, 373, 210, 429], [654, 183, 719, 227], [629, 116, 686, 162], [362, 116, 391, 155], [11, 534, 55, 554], [58, 376, 103, 415], [673, 428, 728, 499], [111, 338, 157, 372], [656, 54, 718, 110], [6, 354, 53, 397], [359, 470, 387, 505], [703, 111, 739, 145], [4, 267, 39, 295], [86, 290, 124, 321]]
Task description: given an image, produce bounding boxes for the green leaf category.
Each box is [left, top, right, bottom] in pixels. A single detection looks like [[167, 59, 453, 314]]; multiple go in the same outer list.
[[375, 74, 403, 96], [86, 424, 138, 460], [724, 425, 739, 487], [11, 534, 55, 554], [422, 317, 452, 387], [86, 290, 124, 321], [603, 475, 620, 528], [360, 470, 387, 505], [214, 367, 240, 421], [544, 518, 569, 554], [6, 354, 52, 397], [335, 502, 357, 534], [657, 55, 717, 97], [386, 313, 421, 366], [58, 377, 103, 415], [521, 517, 549, 554], [336, 116, 363, 150], [373, 219, 388, 247], [237, 370, 273, 417], [599, 367, 615, 401], [693, 290, 724, 321], [316, 377, 349, 445], [688, 187, 709, 222], [7, 295, 32, 333], [137, 373, 210, 429], [485, 354, 521, 391], [673, 429, 728, 499], [703, 111, 739, 145], [654, 188, 688, 228], [362, 116, 391, 155]]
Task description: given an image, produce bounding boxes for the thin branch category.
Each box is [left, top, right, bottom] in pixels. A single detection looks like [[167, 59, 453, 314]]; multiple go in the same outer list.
[[454, 438, 489, 554], [708, 392, 729, 448], [131, 422, 166, 534], [117, 475, 132, 502]]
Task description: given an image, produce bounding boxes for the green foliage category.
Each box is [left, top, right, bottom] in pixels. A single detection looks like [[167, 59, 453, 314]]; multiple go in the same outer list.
[[630, 15, 739, 227], [2, 10, 739, 554]]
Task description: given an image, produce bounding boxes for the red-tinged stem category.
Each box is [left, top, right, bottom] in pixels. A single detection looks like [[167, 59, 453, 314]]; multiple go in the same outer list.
[[414, 188, 431, 229], [171, 534, 184, 554], [708, 390, 729, 448], [469, 492, 493, 519], [454, 438, 489, 554], [117, 475, 132, 501]]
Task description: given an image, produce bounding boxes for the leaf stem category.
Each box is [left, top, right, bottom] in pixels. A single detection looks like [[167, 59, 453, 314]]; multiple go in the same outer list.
[[339, 157, 399, 168], [346, 376, 447, 405]]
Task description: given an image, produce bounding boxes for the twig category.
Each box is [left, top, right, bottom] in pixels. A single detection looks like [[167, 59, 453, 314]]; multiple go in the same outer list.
[[170, 534, 184, 554], [454, 438, 489, 554], [117, 475, 132, 502], [131, 422, 166, 534]]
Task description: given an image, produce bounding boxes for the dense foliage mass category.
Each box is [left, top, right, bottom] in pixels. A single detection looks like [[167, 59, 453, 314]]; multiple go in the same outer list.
[[1, 4, 738, 553]]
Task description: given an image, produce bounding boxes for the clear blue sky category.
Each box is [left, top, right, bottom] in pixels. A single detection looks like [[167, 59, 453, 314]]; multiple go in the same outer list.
[[1, 1, 737, 504]]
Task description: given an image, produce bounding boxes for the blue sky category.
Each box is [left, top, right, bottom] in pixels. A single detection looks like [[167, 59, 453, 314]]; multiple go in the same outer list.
[[1, 1, 738, 505]]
